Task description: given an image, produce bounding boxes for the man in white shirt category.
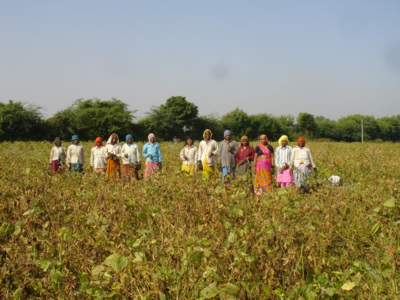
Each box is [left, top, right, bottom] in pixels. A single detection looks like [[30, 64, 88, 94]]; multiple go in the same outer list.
[[67, 135, 86, 172]]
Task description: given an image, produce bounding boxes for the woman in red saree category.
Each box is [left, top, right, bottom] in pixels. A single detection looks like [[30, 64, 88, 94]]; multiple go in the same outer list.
[[253, 134, 275, 195]]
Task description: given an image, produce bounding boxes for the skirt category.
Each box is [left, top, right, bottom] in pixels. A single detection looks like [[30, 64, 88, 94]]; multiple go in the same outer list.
[[202, 156, 215, 178], [106, 158, 121, 177], [293, 164, 311, 188], [277, 168, 293, 185], [254, 159, 272, 195], [182, 164, 196, 176], [51, 160, 60, 172], [144, 161, 161, 178], [122, 164, 139, 180], [236, 163, 250, 178], [70, 163, 83, 173]]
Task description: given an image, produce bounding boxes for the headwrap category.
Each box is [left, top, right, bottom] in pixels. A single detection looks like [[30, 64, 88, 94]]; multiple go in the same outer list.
[[71, 135, 79, 145], [126, 134, 133, 145], [278, 135, 289, 146], [297, 137, 305, 146], [203, 129, 213, 139], [224, 130, 232, 137], [94, 137, 103, 147], [259, 134, 268, 140], [54, 137, 61, 145], [107, 133, 119, 145], [148, 133, 156, 144], [240, 136, 249, 146]]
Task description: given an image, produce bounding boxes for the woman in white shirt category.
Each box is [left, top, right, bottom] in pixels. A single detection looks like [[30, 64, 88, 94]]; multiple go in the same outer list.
[[105, 133, 122, 178], [49, 137, 66, 172], [180, 137, 197, 176], [197, 129, 219, 178], [290, 137, 317, 192], [121, 134, 141, 180], [275, 135, 294, 188], [90, 137, 107, 173], [66, 135, 86, 172]]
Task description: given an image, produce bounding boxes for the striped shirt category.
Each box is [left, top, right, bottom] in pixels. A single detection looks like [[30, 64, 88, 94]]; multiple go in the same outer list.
[[275, 145, 292, 167]]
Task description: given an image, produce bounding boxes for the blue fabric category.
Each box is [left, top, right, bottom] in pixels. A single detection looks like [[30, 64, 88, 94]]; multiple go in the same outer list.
[[222, 166, 235, 181], [69, 163, 83, 173], [126, 134, 133, 145], [224, 130, 231, 137], [142, 142, 162, 162], [71, 135, 79, 143]]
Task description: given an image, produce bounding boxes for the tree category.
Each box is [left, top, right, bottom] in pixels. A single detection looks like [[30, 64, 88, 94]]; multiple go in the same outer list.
[[191, 114, 224, 141], [376, 116, 400, 141], [138, 96, 198, 140], [248, 113, 284, 141], [47, 98, 135, 141], [337, 115, 379, 142], [0, 100, 44, 141], [315, 116, 340, 140], [297, 113, 317, 138], [221, 108, 252, 140]]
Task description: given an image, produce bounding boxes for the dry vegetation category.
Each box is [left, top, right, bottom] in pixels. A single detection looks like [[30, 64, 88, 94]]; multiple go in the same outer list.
[[0, 141, 399, 299]]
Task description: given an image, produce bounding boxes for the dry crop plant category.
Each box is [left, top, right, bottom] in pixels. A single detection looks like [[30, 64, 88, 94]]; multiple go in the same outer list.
[[0, 141, 399, 299]]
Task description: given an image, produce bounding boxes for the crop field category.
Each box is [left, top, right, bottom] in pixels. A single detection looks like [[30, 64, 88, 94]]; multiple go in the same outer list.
[[0, 141, 399, 299]]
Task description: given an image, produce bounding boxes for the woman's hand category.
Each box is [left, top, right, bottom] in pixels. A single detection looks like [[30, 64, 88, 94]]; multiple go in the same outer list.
[[290, 169, 293, 176], [208, 152, 213, 158], [148, 154, 152, 159]]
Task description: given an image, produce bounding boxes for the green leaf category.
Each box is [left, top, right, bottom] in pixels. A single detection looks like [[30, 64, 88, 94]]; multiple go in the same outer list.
[[133, 252, 145, 263], [324, 287, 336, 296], [222, 283, 240, 296], [103, 254, 129, 273], [370, 223, 380, 235], [383, 198, 395, 208], [92, 265, 105, 277], [341, 281, 356, 291], [200, 282, 219, 299], [137, 212, 148, 221], [189, 251, 203, 265]]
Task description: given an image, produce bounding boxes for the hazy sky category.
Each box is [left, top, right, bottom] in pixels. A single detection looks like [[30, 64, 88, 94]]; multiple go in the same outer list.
[[1, 0, 399, 120]]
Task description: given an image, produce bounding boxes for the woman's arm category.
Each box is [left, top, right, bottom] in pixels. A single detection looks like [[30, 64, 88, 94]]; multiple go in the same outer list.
[[180, 148, 186, 161], [253, 153, 258, 173], [49, 148, 54, 164]]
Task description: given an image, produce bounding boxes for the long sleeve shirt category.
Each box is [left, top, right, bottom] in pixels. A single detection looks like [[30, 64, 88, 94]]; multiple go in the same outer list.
[[49, 146, 67, 164], [142, 142, 162, 162], [197, 139, 219, 166], [218, 140, 238, 168], [290, 146, 316, 169], [180, 146, 198, 165], [105, 143, 122, 158], [235, 146, 255, 164], [121, 143, 141, 165], [275, 146, 293, 167], [90, 146, 107, 169], [67, 144, 86, 165]]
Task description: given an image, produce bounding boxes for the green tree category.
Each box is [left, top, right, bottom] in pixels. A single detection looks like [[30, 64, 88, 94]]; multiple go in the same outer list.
[[377, 116, 400, 141], [297, 113, 317, 138], [221, 108, 252, 140], [315, 116, 339, 140], [191, 114, 224, 141], [337, 115, 379, 142], [0, 100, 44, 141], [249, 113, 284, 141]]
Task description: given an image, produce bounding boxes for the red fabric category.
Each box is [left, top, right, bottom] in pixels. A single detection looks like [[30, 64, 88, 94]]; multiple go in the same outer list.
[[297, 137, 305, 146], [235, 146, 255, 164], [94, 137, 103, 147]]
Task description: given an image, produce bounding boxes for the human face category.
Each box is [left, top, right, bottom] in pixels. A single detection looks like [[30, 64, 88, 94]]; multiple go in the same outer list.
[[298, 140, 305, 148], [150, 137, 155, 143], [55, 141, 61, 147], [96, 141, 102, 147], [73, 139, 79, 145], [204, 131, 211, 140], [187, 139, 193, 146], [224, 135, 231, 142], [281, 140, 287, 147], [127, 138, 132, 144], [112, 135, 117, 144], [259, 135, 268, 146], [242, 139, 248, 146]]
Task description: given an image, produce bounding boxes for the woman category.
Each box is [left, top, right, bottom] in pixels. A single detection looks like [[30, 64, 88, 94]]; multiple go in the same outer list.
[[235, 136, 255, 178], [180, 136, 197, 176], [275, 135, 294, 187], [253, 134, 275, 195], [197, 129, 219, 178], [121, 134, 141, 180], [218, 130, 238, 183], [90, 137, 107, 173], [290, 137, 317, 192], [142, 133, 162, 178], [105, 133, 122, 177], [66, 135, 86, 172], [49, 137, 66, 172]]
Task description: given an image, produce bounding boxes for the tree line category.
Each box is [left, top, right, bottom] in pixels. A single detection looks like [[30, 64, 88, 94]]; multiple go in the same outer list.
[[1, 97, 399, 142]]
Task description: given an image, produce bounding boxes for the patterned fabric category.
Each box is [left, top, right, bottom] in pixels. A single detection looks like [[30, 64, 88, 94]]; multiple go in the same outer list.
[[293, 164, 311, 188], [122, 164, 139, 180], [254, 144, 272, 195], [144, 161, 161, 178], [51, 160, 61, 172], [106, 158, 121, 177]]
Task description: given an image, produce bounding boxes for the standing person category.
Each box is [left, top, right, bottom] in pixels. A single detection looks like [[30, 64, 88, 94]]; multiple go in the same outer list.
[[49, 137, 66, 173], [180, 136, 197, 176], [197, 129, 219, 178], [275, 135, 294, 188], [105, 133, 122, 178], [121, 134, 141, 180], [142, 133, 162, 178], [253, 134, 275, 195], [90, 137, 107, 173], [218, 130, 238, 183], [235, 136, 255, 178], [290, 137, 317, 192], [66, 135, 86, 172]]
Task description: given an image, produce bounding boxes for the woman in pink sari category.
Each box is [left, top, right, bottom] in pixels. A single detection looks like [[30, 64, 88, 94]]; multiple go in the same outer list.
[[253, 134, 275, 195]]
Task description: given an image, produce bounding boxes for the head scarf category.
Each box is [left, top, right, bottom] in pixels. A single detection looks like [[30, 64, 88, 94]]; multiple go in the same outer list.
[[240, 136, 249, 146], [107, 133, 119, 145], [126, 134, 133, 145], [71, 135, 79, 145], [148, 133, 156, 144], [94, 137, 103, 147], [297, 137, 305, 146], [54, 137, 61, 145], [278, 135, 289, 146], [259, 134, 269, 145], [203, 129, 213, 139], [224, 130, 232, 137]]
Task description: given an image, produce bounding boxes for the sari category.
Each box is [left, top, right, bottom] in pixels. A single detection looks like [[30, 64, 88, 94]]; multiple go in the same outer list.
[[144, 161, 161, 178], [106, 158, 120, 178], [202, 156, 215, 179], [254, 144, 272, 195]]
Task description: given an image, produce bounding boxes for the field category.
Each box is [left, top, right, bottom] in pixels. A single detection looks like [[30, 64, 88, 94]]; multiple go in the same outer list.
[[0, 141, 399, 299]]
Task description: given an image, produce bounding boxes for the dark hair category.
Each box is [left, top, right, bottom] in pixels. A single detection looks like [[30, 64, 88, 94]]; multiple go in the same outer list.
[[185, 136, 193, 146]]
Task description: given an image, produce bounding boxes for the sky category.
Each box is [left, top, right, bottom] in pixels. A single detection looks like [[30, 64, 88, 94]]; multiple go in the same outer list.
[[1, 0, 399, 120]]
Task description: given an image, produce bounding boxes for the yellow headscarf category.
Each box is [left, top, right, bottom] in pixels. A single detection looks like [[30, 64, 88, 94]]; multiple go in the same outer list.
[[278, 135, 289, 146], [203, 129, 213, 139]]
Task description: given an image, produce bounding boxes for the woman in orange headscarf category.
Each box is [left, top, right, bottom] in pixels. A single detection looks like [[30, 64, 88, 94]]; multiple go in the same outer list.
[[253, 134, 275, 195], [90, 137, 107, 173]]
